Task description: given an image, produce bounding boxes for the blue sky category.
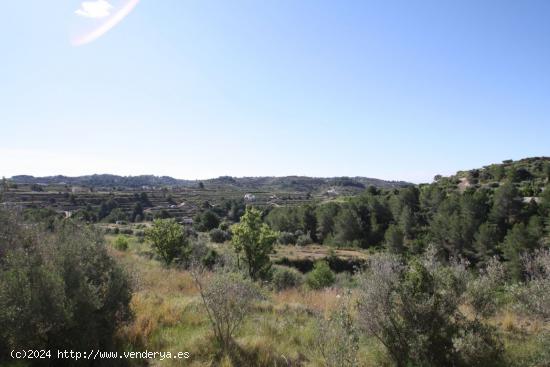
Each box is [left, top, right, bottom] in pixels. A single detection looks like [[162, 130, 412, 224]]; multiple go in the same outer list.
[[1, 0, 549, 183]]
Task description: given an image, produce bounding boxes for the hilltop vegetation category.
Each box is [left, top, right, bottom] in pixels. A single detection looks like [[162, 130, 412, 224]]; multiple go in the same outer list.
[[9, 174, 409, 192]]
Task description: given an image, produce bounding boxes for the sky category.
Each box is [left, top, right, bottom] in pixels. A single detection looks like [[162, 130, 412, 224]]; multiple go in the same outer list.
[[0, 0, 549, 183]]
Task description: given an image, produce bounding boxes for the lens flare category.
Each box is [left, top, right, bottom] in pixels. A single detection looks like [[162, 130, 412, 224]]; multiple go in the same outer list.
[[71, 0, 139, 46]]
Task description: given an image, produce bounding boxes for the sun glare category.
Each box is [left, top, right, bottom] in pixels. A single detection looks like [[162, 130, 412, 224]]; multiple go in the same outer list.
[[72, 0, 140, 46]]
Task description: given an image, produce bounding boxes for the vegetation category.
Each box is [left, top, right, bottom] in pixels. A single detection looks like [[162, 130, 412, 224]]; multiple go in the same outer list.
[[145, 218, 190, 265], [1, 157, 550, 366], [306, 261, 336, 289], [231, 207, 278, 280], [0, 210, 131, 365]]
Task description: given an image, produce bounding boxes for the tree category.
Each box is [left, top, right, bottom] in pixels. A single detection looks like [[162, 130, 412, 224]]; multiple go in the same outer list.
[[473, 222, 499, 265], [145, 219, 189, 265], [316, 202, 339, 244], [306, 260, 335, 289], [489, 181, 519, 234], [302, 205, 318, 242], [502, 217, 543, 280], [385, 224, 405, 254], [195, 210, 220, 232], [231, 207, 277, 280], [332, 205, 363, 247], [131, 202, 144, 222]]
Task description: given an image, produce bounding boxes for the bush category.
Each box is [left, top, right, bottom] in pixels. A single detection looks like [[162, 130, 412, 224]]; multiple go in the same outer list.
[[296, 233, 313, 246], [306, 261, 335, 289], [278, 231, 297, 245], [209, 228, 231, 243], [0, 211, 132, 362], [313, 294, 359, 367], [271, 265, 303, 291], [191, 270, 263, 351], [356, 252, 504, 367], [114, 235, 129, 251], [120, 228, 133, 235]]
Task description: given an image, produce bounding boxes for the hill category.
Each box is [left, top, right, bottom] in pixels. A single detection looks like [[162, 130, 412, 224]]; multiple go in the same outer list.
[[9, 174, 410, 191]]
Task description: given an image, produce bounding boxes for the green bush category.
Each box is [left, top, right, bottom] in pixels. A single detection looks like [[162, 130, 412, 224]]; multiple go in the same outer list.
[[278, 231, 297, 245], [120, 228, 133, 235], [306, 261, 335, 289], [296, 233, 313, 246], [0, 211, 131, 363], [209, 228, 231, 243], [272, 265, 304, 291], [114, 235, 129, 251]]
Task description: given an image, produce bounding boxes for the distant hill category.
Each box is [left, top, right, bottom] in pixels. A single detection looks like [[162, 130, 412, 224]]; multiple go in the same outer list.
[[9, 174, 410, 192]]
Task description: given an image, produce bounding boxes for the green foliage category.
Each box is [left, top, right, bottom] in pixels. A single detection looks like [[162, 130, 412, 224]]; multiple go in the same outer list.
[[0, 211, 131, 362], [195, 209, 220, 232], [145, 218, 190, 265], [231, 207, 278, 280], [384, 224, 404, 254], [502, 218, 543, 280], [271, 265, 303, 291], [306, 261, 335, 289], [114, 235, 129, 251], [356, 252, 504, 367], [209, 228, 231, 243]]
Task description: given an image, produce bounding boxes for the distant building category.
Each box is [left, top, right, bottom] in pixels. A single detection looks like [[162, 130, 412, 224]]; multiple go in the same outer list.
[[326, 188, 338, 196], [244, 193, 256, 202]]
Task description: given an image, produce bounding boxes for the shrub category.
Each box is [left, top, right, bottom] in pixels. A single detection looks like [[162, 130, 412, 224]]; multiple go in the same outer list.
[[514, 249, 550, 321], [191, 270, 263, 351], [209, 228, 231, 243], [0, 212, 131, 362], [114, 235, 129, 251], [313, 294, 359, 367], [296, 233, 313, 246], [306, 261, 335, 289], [120, 228, 133, 235], [278, 231, 296, 245], [271, 265, 303, 291], [356, 252, 504, 367]]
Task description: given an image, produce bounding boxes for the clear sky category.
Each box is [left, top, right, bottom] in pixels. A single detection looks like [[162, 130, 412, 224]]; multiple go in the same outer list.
[[1, 0, 549, 183]]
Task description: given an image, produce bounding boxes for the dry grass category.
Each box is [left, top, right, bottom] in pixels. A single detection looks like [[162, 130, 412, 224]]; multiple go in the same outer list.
[[274, 287, 343, 316]]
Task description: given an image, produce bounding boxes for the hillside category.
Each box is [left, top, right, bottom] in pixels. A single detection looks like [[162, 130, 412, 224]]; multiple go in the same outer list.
[[8, 174, 410, 192], [432, 156, 550, 196]]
